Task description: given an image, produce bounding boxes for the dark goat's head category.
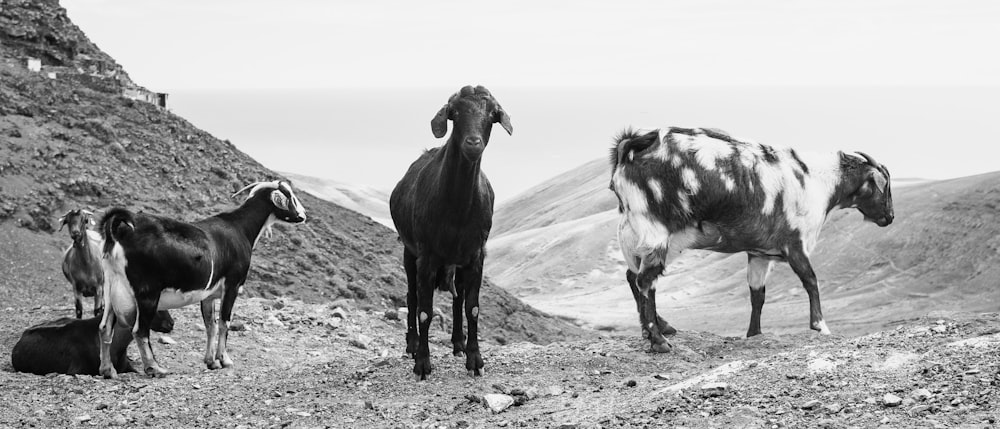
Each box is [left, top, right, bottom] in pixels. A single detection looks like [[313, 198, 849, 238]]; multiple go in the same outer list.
[[233, 180, 307, 224], [431, 85, 512, 162], [850, 152, 894, 227], [58, 209, 94, 241]]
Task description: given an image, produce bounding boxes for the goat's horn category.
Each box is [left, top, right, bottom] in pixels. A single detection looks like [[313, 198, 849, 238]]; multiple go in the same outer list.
[[232, 182, 262, 198], [855, 151, 880, 167], [81, 209, 94, 216]]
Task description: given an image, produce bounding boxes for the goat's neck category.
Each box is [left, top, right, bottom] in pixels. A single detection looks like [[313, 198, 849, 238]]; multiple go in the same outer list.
[[71, 234, 96, 261], [221, 197, 275, 245], [437, 137, 482, 213]]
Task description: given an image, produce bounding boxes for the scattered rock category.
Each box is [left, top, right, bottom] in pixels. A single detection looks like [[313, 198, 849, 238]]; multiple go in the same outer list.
[[483, 394, 515, 414], [626, 379, 637, 387], [909, 404, 932, 415], [75, 414, 92, 423], [808, 358, 837, 373], [700, 382, 728, 397], [110, 414, 128, 426], [653, 373, 671, 380], [883, 393, 903, 407], [931, 325, 947, 333], [544, 386, 564, 397], [332, 307, 348, 319], [95, 403, 109, 410], [229, 320, 246, 331], [349, 334, 372, 350], [824, 403, 843, 413], [158, 335, 176, 345], [801, 399, 821, 410], [911, 388, 933, 401], [364, 400, 374, 410], [383, 309, 399, 321], [324, 318, 342, 329], [266, 315, 284, 327]]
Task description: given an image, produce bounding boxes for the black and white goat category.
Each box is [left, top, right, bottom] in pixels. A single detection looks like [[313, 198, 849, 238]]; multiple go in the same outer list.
[[97, 181, 306, 378], [610, 127, 894, 351], [390, 85, 512, 380], [11, 311, 173, 376], [58, 209, 104, 319]]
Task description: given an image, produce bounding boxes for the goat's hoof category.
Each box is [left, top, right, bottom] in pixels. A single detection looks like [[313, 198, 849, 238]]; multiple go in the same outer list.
[[413, 357, 432, 381], [658, 320, 677, 336], [206, 360, 223, 370], [100, 367, 118, 380], [650, 342, 672, 353], [465, 351, 484, 376], [220, 358, 234, 368], [812, 320, 832, 335], [144, 366, 168, 378]]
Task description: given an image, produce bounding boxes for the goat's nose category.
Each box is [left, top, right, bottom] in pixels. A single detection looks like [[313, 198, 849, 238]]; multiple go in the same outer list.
[[465, 136, 483, 146]]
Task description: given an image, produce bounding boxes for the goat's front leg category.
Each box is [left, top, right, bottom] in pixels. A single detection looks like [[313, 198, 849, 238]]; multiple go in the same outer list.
[[403, 250, 419, 357], [98, 307, 118, 379], [74, 290, 84, 319], [627, 269, 676, 339], [201, 298, 222, 369], [134, 294, 168, 377], [451, 267, 467, 357], [413, 257, 437, 380], [216, 282, 241, 368], [784, 244, 830, 335], [746, 254, 775, 337], [460, 253, 485, 376], [94, 280, 105, 318]]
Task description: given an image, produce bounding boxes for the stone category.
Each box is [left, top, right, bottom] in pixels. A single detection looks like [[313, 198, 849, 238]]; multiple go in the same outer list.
[[931, 325, 947, 333], [883, 393, 903, 407], [158, 335, 176, 345], [909, 404, 932, 415], [700, 382, 728, 397], [349, 334, 372, 350], [544, 386, 564, 397], [229, 320, 246, 331], [483, 394, 515, 414], [824, 403, 843, 413], [75, 415, 92, 423], [808, 358, 837, 374], [911, 388, 933, 401], [266, 315, 284, 327], [331, 307, 348, 319], [384, 309, 399, 321], [801, 399, 821, 410], [110, 414, 128, 426]]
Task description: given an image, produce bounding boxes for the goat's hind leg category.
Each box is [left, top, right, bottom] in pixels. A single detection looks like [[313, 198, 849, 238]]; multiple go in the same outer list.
[[98, 306, 121, 379], [134, 294, 168, 377], [202, 298, 222, 369], [403, 249, 419, 357], [74, 290, 84, 319], [412, 256, 438, 380], [450, 266, 467, 357], [216, 282, 241, 368]]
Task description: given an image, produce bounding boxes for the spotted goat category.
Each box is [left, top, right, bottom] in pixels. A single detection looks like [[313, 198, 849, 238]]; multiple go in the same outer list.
[[610, 127, 894, 351], [98, 181, 306, 378]]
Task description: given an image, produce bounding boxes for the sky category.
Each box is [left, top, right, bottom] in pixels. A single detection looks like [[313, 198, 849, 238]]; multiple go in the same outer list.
[[61, 1, 1000, 201], [64, 1, 1000, 90]]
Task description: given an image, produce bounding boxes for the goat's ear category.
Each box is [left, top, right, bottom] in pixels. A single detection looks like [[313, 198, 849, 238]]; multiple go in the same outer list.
[[872, 170, 888, 192], [57, 216, 66, 231], [431, 104, 449, 138], [495, 108, 513, 136], [270, 190, 290, 211]]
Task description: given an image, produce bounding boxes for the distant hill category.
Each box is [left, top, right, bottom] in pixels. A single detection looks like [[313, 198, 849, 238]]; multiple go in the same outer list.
[[489, 155, 1000, 337], [281, 172, 393, 229], [0, 0, 584, 345]]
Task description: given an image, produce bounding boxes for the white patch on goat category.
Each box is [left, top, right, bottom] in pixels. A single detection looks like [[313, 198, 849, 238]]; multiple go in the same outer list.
[[613, 174, 649, 215], [158, 278, 223, 310], [720, 174, 735, 192], [471, 306, 479, 318], [647, 178, 664, 203], [681, 168, 701, 194], [419, 312, 428, 323], [782, 150, 842, 253], [677, 190, 691, 215], [755, 161, 785, 215], [670, 154, 684, 168], [101, 242, 139, 333], [676, 134, 732, 171], [254, 214, 278, 249]]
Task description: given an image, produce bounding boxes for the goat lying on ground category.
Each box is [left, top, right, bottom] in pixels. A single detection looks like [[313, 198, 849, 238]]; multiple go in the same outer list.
[[98, 181, 306, 378], [11, 311, 173, 376], [610, 127, 894, 351], [58, 209, 103, 319], [390, 85, 512, 380]]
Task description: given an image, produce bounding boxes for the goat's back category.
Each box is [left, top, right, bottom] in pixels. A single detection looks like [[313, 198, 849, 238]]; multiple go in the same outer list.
[[11, 317, 132, 376]]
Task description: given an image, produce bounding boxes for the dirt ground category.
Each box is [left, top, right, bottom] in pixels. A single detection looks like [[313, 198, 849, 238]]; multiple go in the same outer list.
[[2, 296, 997, 428]]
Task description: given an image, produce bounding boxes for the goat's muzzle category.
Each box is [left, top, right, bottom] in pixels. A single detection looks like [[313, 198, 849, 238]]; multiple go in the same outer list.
[[463, 136, 485, 157]]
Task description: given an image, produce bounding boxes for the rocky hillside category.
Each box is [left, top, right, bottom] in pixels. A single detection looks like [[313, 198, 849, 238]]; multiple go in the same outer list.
[[489, 155, 1000, 337], [0, 0, 583, 345], [281, 171, 393, 229]]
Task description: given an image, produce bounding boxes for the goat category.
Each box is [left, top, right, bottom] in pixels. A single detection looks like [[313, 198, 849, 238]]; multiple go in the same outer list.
[[97, 181, 306, 378], [389, 85, 512, 380], [609, 127, 894, 351], [11, 311, 173, 376], [58, 209, 104, 319]]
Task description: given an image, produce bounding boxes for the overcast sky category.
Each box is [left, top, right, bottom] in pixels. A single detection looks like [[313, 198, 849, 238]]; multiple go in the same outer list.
[[64, 1, 1000, 91]]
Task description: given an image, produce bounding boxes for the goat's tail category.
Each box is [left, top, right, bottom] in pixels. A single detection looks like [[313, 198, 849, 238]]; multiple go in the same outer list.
[[99, 207, 136, 257], [611, 128, 660, 169]]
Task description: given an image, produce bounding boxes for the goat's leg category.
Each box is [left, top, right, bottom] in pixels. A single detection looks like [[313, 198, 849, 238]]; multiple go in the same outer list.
[[647, 287, 676, 336], [746, 254, 774, 337], [785, 244, 830, 335], [626, 269, 650, 338], [134, 294, 167, 377], [460, 252, 485, 376], [98, 307, 118, 379], [216, 282, 240, 368], [637, 263, 670, 353], [403, 249, 419, 357], [201, 298, 222, 369], [74, 290, 84, 319], [93, 280, 104, 318], [451, 268, 467, 357], [413, 256, 437, 380]]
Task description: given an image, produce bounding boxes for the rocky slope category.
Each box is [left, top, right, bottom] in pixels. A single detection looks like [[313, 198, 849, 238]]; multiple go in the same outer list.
[[0, 0, 583, 346]]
